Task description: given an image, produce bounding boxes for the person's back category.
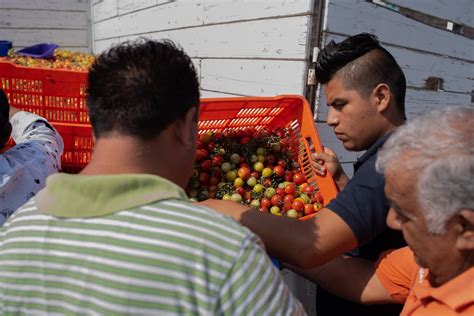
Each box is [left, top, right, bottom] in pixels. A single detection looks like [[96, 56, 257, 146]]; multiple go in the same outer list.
[[0, 90, 64, 224], [1, 173, 301, 315], [0, 39, 304, 315]]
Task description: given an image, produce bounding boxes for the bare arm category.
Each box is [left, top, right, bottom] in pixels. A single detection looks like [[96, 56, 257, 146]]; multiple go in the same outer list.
[[199, 199, 358, 268], [288, 256, 395, 305]]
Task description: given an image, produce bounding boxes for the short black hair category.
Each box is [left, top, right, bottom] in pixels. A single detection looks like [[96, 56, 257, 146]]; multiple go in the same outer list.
[[0, 89, 10, 149], [87, 39, 200, 140], [316, 33, 406, 118]]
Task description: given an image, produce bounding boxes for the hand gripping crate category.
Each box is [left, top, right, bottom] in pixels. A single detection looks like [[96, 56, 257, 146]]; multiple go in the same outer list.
[[199, 95, 338, 207], [0, 61, 92, 173]]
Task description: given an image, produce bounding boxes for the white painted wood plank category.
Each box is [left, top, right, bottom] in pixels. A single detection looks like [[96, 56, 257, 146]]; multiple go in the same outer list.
[[93, 37, 121, 53], [118, 0, 172, 15], [0, 0, 87, 11], [200, 59, 306, 96], [325, 0, 473, 60], [0, 9, 87, 29], [94, 1, 310, 41], [5, 29, 88, 48], [92, 0, 118, 22], [200, 90, 242, 98], [324, 34, 474, 94], [94, 15, 310, 59], [390, 0, 473, 27]]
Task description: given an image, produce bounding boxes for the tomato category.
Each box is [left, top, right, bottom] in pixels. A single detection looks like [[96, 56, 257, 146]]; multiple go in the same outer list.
[[270, 206, 281, 215], [286, 209, 298, 218], [235, 186, 245, 196], [231, 193, 243, 203], [239, 162, 251, 169], [195, 149, 206, 161], [221, 162, 232, 172], [284, 171, 293, 182], [211, 167, 221, 178], [253, 162, 264, 172], [250, 171, 260, 178], [237, 167, 251, 180], [265, 154, 275, 164], [304, 203, 315, 215], [247, 176, 257, 187], [276, 187, 285, 196], [240, 137, 250, 145], [226, 170, 237, 181], [292, 199, 304, 212], [260, 198, 271, 209], [257, 155, 265, 163], [234, 177, 244, 187], [312, 192, 324, 204], [273, 165, 285, 178], [260, 206, 269, 213], [262, 178, 272, 188], [284, 183, 296, 195], [271, 194, 283, 206], [230, 153, 241, 164], [314, 203, 323, 211], [198, 172, 210, 185], [222, 194, 232, 201], [200, 132, 212, 143], [210, 176, 219, 185], [264, 187, 277, 199], [253, 184, 264, 193], [206, 141, 216, 152], [244, 191, 252, 202], [211, 155, 224, 166], [200, 160, 212, 171], [261, 168, 273, 178], [293, 172, 306, 185], [250, 199, 260, 209], [277, 159, 287, 168], [250, 155, 258, 163], [256, 147, 266, 156], [283, 194, 295, 205], [303, 185, 315, 194]]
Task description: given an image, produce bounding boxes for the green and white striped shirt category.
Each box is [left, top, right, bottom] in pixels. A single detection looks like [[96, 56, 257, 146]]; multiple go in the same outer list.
[[0, 173, 304, 315]]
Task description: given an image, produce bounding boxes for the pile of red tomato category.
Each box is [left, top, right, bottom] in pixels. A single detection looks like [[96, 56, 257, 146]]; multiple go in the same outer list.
[[187, 127, 324, 218]]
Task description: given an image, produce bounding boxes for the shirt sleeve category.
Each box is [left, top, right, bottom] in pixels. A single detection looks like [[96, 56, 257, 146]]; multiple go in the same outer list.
[[325, 156, 389, 246], [218, 233, 305, 316], [0, 112, 64, 224], [375, 247, 417, 304]]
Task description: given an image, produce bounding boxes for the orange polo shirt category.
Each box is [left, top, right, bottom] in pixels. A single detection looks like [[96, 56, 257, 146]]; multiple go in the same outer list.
[[375, 246, 474, 316]]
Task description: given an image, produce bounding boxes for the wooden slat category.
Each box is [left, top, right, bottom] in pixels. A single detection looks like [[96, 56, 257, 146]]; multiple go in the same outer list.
[[0, 9, 87, 29], [94, 15, 310, 59], [325, 0, 473, 60], [6, 29, 88, 48], [92, 0, 118, 22], [389, 0, 473, 27], [200, 59, 306, 96], [0, 0, 87, 11], [118, 0, 173, 15]]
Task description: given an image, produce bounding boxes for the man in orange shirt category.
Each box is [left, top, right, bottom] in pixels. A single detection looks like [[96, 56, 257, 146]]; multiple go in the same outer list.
[[292, 106, 473, 315]]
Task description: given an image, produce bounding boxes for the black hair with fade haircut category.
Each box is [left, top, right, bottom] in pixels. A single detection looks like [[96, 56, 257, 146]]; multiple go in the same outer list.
[[0, 89, 11, 149], [86, 38, 200, 140], [316, 33, 406, 119]]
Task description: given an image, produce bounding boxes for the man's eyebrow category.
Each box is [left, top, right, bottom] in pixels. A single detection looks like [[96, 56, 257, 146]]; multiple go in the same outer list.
[[327, 98, 345, 107]]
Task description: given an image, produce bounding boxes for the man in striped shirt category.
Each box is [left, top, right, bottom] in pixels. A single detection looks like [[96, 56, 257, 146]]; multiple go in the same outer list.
[[0, 39, 304, 315]]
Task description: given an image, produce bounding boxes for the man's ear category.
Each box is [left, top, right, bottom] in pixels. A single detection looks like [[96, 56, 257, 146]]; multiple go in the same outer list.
[[372, 83, 391, 113], [175, 107, 197, 147], [0, 122, 12, 149], [455, 209, 474, 251]]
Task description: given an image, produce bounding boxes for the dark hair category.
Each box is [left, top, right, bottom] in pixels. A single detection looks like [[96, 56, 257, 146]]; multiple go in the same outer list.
[[0, 89, 10, 148], [316, 33, 406, 118], [87, 39, 200, 140]]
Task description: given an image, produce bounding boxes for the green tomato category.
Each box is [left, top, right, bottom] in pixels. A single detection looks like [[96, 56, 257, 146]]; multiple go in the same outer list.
[[257, 155, 265, 163], [222, 194, 232, 201], [264, 187, 276, 199], [261, 167, 273, 178], [221, 162, 232, 172], [256, 147, 266, 156], [250, 199, 261, 209], [247, 176, 257, 187], [250, 154, 258, 163], [286, 209, 298, 218], [270, 206, 281, 215], [234, 177, 244, 187], [226, 170, 237, 181], [230, 153, 241, 164], [253, 184, 264, 193], [253, 162, 264, 172], [230, 193, 243, 203]]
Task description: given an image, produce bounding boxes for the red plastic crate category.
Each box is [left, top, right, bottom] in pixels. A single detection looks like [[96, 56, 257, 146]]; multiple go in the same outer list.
[[1, 61, 92, 173], [199, 95, 338, 206]]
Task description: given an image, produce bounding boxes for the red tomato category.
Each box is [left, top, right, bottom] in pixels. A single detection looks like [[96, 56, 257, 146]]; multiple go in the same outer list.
[[195, 149, 206, 161], [211, 167, 221, 178], [271, 194, 283, 206], [211, 155, 224, 166], [260, 198, 271, 209], [276, 187, 286, 196], [200, 160, 212, 171], [293, 172, 306, 185], [240, 137, 251, 145], [284, 171, 293, 182], [237, 167, 251, 180], [210, 176, 219, 185], [266, 154, 276, 164], [312, 192, 324, 204], [303, 185, 315, 194], [259, 206, 269, 213], [304, 203, 315, 215], [262, 178, 272, 188], [235, 186, 245, 196], [292, 199, 304, 212], [273, 165, 285, 178], [198, 172, 210, 185], [206, 141, 216, 152], [250, 171, 260, 179], [283, 194, 295, 205], [284, 183, 296, 195], [277, 159, 287, 168]]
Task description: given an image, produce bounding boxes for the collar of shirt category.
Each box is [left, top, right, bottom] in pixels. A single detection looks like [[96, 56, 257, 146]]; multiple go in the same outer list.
[[35, 173, 188, 218], [354, 132, 393, 171], [412, 267, 474, 313]]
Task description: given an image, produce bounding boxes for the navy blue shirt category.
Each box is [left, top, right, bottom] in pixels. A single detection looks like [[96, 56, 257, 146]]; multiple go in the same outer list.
[[317, 133, 406, 316]]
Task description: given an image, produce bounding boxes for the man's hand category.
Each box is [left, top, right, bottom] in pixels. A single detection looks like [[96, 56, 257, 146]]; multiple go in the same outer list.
[[198, 199, 251, 221], [312, 146, 349, 190]]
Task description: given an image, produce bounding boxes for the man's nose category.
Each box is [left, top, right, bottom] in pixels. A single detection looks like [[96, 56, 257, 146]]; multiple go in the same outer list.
[[326, 107, 338, 126]]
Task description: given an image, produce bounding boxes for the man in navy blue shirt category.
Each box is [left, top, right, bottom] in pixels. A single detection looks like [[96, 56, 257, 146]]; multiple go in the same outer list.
[[202, 33, 407, 315]]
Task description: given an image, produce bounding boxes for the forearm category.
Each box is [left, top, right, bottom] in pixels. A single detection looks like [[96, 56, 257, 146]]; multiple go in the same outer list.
[[333, 172, 350, 191], [288, 256, 395, 305]]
